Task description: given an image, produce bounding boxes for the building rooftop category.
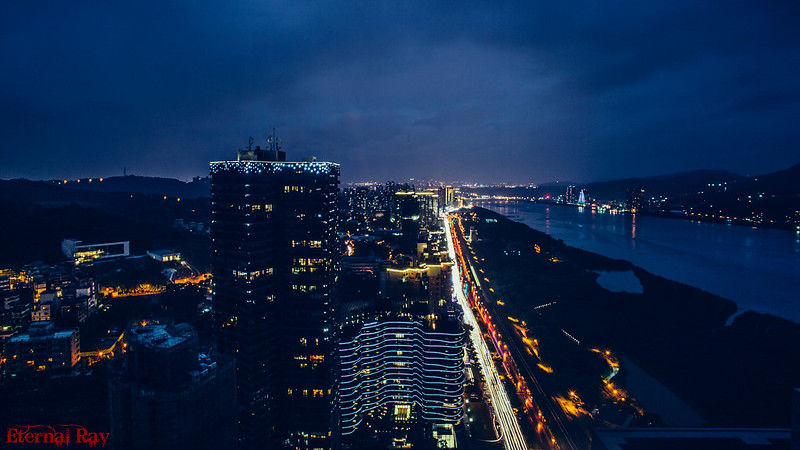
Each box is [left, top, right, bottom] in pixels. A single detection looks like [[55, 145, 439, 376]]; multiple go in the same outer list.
[[147, 249, 179, 257], [210, 160, 339, 175], [128, 324, 188, 349], [9, 322, 78, 342]]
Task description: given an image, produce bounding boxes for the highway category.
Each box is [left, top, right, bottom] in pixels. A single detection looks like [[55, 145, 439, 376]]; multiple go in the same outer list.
[[473, 272, 586, 450], [446, 212, 592, 450], [445, 215, 529, 450]]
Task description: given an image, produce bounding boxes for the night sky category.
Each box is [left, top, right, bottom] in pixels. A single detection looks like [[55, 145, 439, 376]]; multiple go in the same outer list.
[[2, 1, 799, 184]]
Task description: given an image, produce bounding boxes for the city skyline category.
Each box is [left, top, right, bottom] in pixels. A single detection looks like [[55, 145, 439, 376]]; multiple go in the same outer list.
[[2, 1, 799, 183], [1, 142, 799, 448]]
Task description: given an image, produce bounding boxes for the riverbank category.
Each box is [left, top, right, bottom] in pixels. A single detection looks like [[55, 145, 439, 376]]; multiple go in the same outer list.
[[460, 206, 800, 427], [479, 199, 800, 323], [473, 195, 800, 232]]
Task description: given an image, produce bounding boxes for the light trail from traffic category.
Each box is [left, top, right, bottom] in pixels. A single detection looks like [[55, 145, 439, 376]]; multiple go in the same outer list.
[[445, 215, 529, 450], [447, 211, 589, 450]]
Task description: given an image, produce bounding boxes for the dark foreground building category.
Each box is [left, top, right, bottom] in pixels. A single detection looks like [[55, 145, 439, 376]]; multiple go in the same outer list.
[[109, 323, 236, 449], [210, 145, 340, 449]]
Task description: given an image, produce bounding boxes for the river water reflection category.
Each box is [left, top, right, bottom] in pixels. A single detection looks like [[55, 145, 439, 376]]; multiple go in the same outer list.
[[480, 200, 800, 323]]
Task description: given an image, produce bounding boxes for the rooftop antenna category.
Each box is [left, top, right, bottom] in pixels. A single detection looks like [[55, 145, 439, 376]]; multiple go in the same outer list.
[[273, 127, 281, 152], [248, 136, 254, 151]]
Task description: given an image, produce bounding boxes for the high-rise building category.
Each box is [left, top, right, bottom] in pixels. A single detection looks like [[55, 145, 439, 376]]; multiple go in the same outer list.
[[383, 263, 452, 313], [565, 185, 576, 204], [210, 144, 340, 449], [437, 186, 454, 214], [338, 319, 464, 437], [336, 229, 464, 448]]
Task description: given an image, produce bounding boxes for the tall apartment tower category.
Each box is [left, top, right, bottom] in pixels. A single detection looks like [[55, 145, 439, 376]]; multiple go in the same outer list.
[[210, 144, 340, 449], [565, 185, 576, 204]]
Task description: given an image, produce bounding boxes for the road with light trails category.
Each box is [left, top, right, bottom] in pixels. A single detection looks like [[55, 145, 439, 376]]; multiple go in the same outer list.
[[445, 215, 529, 450], [447, 211, 590, 450]]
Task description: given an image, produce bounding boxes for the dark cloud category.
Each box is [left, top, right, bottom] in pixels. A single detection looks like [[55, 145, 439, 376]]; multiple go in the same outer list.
[[1, 0, 798, 183]]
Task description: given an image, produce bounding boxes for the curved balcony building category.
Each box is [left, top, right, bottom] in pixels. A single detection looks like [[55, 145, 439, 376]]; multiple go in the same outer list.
[[337, 319, 464, 435]]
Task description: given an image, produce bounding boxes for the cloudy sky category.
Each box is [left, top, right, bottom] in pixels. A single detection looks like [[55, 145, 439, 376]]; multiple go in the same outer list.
[[2, 1, 799, 183]]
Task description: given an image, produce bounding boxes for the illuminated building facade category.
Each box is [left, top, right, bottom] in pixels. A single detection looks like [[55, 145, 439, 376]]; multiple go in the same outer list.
[[147, 249, 181, 262], [337, 319, 464, 436], [210, 146, 340, 449], [0, 272, 32, 330], [336, 226, 463, 445], [0, 273, 10, 293], [578, 189, 587, 206], [437, 186, 454, 214], [61, 239, 130, 265], [415, 191, 439, 229], [565, 185, 576, 204]]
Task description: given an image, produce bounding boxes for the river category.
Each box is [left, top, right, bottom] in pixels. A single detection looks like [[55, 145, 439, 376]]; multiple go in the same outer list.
[[479, 200, 800, 324]]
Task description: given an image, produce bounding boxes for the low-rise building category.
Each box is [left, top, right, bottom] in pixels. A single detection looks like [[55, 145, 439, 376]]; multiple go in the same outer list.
[[147, 249, 181, 262], [3, 321, 79, 376], [61, 239, 130, 265]]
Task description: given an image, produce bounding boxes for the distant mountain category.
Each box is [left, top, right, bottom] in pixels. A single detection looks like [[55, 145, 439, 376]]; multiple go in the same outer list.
[[669, 163, 800, 227], [460, 185, 539, 198], [0, 178, 209, 227], [717, 163, 800, 196], [462, 170, 749, 202], [0, 179, 119, 207], [57, 175, 210, 199], [0, 178, 211, 268], [579, 170, 746, 202]]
